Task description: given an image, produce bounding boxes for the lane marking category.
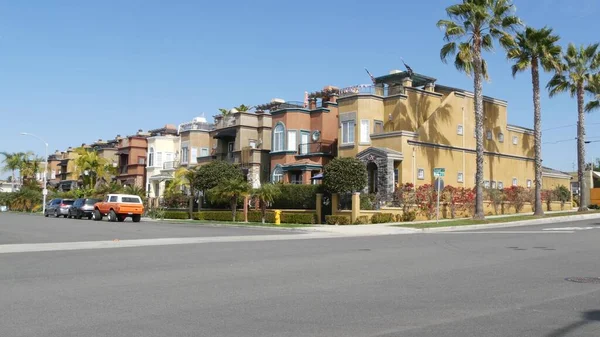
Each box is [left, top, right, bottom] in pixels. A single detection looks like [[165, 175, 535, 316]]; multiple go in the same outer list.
[[0, 233, 343, 255], [542, 227, 595, 231], [439, 231, 575, 234]]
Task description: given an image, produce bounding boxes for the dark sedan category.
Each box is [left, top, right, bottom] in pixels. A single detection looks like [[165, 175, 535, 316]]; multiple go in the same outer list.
[[68, 198, 101, 219]]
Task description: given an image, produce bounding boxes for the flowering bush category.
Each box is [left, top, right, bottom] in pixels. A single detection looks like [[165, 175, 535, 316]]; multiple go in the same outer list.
[[541, 189, 554, 211], [393, 183, 416, 213], [503, 186, 528, 213], [416, 184, 437, 219], [486, 188, 505, 215]]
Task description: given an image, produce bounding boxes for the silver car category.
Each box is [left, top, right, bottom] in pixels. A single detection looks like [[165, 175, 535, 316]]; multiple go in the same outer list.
[[44, 198, 74, 218]]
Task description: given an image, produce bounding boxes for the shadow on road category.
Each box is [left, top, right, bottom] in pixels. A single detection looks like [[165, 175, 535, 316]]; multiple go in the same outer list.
[[547, 310, 600, 337]]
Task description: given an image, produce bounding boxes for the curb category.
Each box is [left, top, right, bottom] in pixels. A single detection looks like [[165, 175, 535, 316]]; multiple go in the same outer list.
[[420, 213, 600, 232]]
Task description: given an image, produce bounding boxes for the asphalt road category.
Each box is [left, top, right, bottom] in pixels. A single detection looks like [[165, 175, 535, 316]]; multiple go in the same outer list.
[[2, 213, 600, 336]]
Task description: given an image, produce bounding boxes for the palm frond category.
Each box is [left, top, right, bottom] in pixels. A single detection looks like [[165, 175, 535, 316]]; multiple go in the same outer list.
[[440, 42, 457, 63]]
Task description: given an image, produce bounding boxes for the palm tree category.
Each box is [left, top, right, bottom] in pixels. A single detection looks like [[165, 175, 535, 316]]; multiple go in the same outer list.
[[209, 178, 251, 222], [218, 108, 230, 116], [1, 151, 26, 191], [437, 0, 521, 219], [74, 147, 109, 189], [123, 185, 146, 199], [585, 74, 600, 112], [253, 184, 281, 224], [235, 104, 250, 112], [183, 167, 202, 219], [507, 26, 561, 216], [547, 43, 600, 212]]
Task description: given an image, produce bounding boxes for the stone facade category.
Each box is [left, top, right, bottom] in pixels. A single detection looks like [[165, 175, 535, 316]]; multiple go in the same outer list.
[[356, 147, 403, 201]]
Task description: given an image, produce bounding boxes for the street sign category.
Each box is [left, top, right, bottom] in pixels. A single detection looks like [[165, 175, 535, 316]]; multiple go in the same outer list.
[[42, 189, 48, 196], [433, 168, 445, 178]]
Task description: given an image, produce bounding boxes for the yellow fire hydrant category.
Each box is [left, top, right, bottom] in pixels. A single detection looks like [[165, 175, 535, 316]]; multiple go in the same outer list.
[[274, 210, 281, 225]]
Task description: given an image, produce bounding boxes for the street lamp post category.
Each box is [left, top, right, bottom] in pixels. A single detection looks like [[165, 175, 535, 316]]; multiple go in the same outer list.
[[20, 132, 49, 214]]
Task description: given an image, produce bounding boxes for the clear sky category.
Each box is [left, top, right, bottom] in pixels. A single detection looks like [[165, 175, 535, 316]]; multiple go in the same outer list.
[[0, 0, 598, 177]]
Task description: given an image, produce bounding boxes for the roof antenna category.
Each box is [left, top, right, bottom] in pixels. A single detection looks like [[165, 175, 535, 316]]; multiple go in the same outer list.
[[364, 68, 376, 85]]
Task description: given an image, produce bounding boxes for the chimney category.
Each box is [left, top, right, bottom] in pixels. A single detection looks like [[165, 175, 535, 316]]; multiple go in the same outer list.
[[425, 82, 435, 92], [309, 98, 316, 110], [402, 76, 413, 88]]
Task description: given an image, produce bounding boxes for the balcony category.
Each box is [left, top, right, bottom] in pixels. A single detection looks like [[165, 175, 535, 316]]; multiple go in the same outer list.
[[338, 85, 405, 98], [162, 161, 179, 170], [214, 115, 238, 129], [180, 122, 214, 132], [297, 142, 334, 156]]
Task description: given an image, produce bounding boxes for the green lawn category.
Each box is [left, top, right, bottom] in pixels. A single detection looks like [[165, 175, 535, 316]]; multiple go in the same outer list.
[[395, 211, 600, 229], [156, 218, 313, 228]]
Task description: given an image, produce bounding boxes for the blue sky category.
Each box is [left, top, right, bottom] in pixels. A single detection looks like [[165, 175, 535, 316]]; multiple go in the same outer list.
[[0, 0, 598, 177]]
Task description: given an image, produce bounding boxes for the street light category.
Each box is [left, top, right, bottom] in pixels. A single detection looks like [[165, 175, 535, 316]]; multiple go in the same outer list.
[[20, 132, 49, 215]]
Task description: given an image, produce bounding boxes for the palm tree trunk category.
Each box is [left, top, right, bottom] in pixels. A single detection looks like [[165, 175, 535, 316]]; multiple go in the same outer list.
[[473, 43, 485, 220], [261, 202, 266, 224], [531, 59, 544, 216], [11, 169, 16, 192], [231, 199, 237, 222], [577, 83, 588, 212], [188, 187, 194, 219]]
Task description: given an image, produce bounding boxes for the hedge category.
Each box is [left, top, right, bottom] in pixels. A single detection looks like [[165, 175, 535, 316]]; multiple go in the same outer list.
[[271, 184, 318, 210], [163, 211, 190, 220], [371, 213, 395, 224], [191, 210, 315, 224], [325, 215, 351, 225]]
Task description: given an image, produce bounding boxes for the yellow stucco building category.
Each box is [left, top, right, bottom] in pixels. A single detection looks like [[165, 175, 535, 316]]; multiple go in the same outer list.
[[337, 70, 571, 199]]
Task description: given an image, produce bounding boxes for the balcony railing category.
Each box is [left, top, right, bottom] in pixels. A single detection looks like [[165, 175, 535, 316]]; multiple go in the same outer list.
[[180, 122, 214, 132], [338, 85, 405, 98], [162, 161, 179, 170], [297, 142, 334, 156], [272, 101, 307, 111], [215, 115, 237, 129]]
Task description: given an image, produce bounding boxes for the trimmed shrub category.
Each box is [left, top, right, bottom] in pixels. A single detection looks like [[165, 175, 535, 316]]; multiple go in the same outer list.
[[371, 213, 395, 224], [397, 211, 416, 222], [325, 215, 351, 225], [271, 184, 318, 210], [504, 186, 528, 213], [162, 211, 189, 220], [201, 211, 244, 222], [280, 212, 316, 224], [323, 157, 367, 193], [360, 194, 376, 210], [354, 215, 370, 224], [555, 185, 571, 210]]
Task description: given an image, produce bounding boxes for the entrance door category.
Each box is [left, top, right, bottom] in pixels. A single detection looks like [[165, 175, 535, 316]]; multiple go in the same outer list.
[[367, 162, 378, 194]]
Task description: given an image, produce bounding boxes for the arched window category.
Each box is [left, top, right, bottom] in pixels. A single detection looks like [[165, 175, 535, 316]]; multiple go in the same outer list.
[[272, 165, 283, 183], [148, 147, 154, 167], [273, 123, 285, 152]]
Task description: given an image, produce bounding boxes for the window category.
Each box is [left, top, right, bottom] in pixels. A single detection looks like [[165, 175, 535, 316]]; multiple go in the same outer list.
[[498, 133, 504, 143], [491, 181, 496, 189], [181, 144, 189, 164], [190, 148, 198, 164], [273, 123, 285, 152], [374, 120, 384, 134], [457, 172, 464, 183], [498, 181, 504, 189], [148, 147, 154, 167], [122, 197, 142, 204], [109, 196, 118, 202], [51, 170, 56, 179], [200, 148, 209, 157], [272, 166, 283, 183], [527, 179, 532, 188], [513, 178, 518, 186], [486, 130, 492, 140], [360, 119, 370, 143], [156, 152, 163, 168], [300, 131, 310, 154], [138, 157, 146, 165], [417, 168, 425, 180], [287, 130, 297, 152], [457, 124, 464, 135], [394, 169, 399, 190], [165, 152, 173, 163], [512, 136, 518, 145], [341, 120, 355, 144], [484, 180, 490, 188], [249, 140, 257, 149]]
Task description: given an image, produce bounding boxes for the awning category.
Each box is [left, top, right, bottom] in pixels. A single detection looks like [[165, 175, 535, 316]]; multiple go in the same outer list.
[[149, 173, 174, 181], [312, 173, 323, 180], [213, 128, 236, 139]]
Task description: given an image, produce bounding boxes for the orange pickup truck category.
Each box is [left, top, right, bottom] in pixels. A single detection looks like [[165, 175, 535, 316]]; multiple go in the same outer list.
[[92, 194, 144, 223]]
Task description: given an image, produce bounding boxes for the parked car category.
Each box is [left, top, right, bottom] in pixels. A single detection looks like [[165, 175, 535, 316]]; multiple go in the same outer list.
[[92, 194, 144, 222], [44, 198, 75, 218], [68, 198, 101, 219]]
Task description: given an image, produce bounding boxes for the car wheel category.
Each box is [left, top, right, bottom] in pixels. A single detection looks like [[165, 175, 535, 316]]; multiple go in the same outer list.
[[87, 214, 92, 220], [132, 214, 141, 223], [63, 214, 68, 218], [92, 210, 103, 221], [44, 212, 49, 217], [108, 210, 117, 222]]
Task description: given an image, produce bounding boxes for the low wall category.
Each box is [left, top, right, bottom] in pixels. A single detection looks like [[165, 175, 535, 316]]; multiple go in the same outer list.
[[332, 200, 570, 223]]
